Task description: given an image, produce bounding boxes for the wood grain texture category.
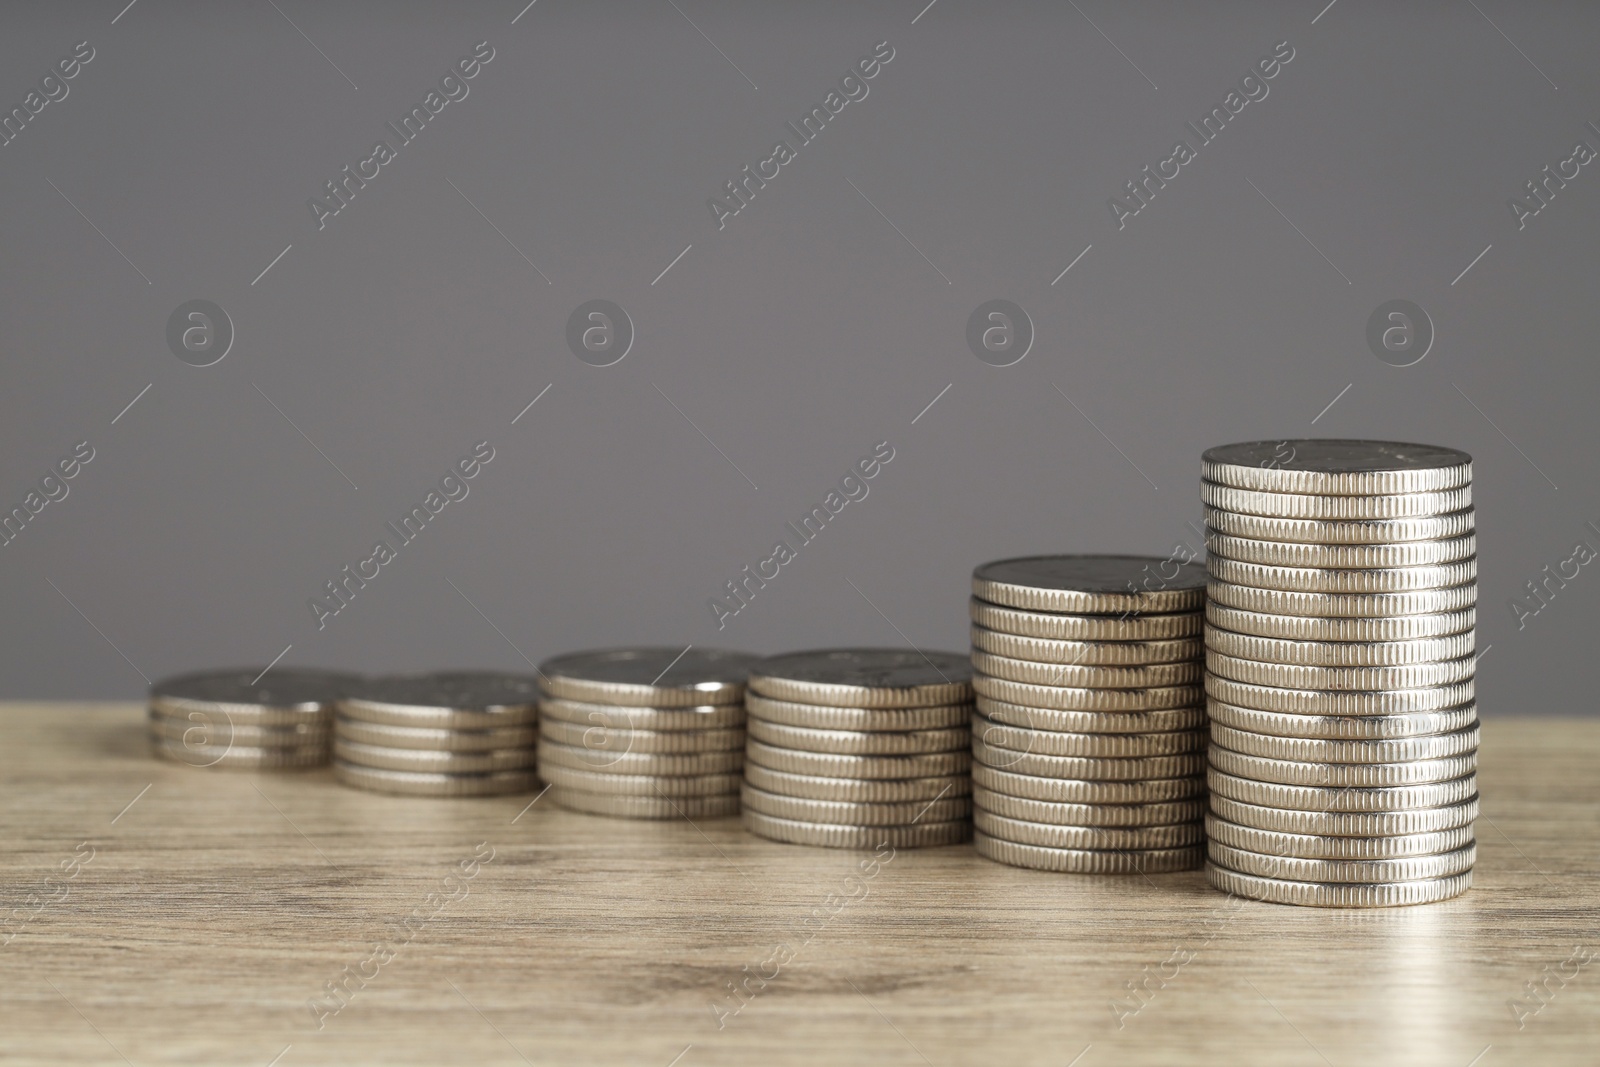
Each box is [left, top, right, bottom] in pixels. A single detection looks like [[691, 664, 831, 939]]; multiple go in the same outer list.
[[1, 704, 1596, 1066]]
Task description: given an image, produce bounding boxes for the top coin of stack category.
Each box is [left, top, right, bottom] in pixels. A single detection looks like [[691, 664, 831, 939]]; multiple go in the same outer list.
[[536, 648, 758, 819], [334, 671, 540, 796], [741, 649, 974, 849], [968, 556, 1210, 874], [149, 667, 355, 770], [1200, 440, 1479, 907]]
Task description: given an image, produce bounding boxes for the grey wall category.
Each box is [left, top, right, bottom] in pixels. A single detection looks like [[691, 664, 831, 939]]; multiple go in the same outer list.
[[1, 1, 1594, 714]]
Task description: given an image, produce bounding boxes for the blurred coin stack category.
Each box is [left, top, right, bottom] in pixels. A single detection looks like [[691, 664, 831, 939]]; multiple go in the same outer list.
[[150, 668, 353, 770], [537, 648, 757, 819], [741, 649, 974, 849], [1201, 440, 1479, 907], [968, 557, 1210, 874], [334, 671, 540, 796]]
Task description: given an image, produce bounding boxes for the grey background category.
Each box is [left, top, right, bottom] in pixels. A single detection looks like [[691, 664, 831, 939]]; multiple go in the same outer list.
[[1, 0, 1593, 715]]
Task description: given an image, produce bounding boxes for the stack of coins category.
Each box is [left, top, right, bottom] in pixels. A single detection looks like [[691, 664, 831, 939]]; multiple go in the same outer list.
[[334, 672, 540, 796], [741, 649, 974, 849], [149, 668, 353, 770], [536, 648, 757, 819], [968, 557, 1210, 874], [1201, 440, 1478, 907]]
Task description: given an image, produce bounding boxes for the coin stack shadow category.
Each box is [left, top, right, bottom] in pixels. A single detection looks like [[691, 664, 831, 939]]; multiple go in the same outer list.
[[741, 649, 975, 849], [968, 556, 1210, 873], [1201, 439, 1479, 907], [536, 648, 757, 819], [333, 671, 540, 796], [148, 668, 353, 771]]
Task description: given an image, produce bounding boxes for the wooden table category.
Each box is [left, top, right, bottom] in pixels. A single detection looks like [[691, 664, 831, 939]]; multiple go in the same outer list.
[[2, 705, 1595, 1066]]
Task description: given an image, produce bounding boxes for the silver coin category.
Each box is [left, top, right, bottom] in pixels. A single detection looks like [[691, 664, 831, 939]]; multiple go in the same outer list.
[[744, 764, 970, 802], [1206, 699, 1477, 740], [1207, 579, 1477, 619], [970, 626, 1202, 666], [746, 694, 970, 732], [1205, 814, 1475, 859], [1209, 840, 1475, 882], [977, 696, 1206, 734], [745, 739, 968, 780], [1202, 482, 1471, 520], [1208, 794, 1478, 836], [747, 719, 967, 756], [971, 599, 1202, 641], [151, 736, 327, 770], [332, 738, 536, 774], [973, 714, 1204, 757], [971, 650, 1201, 689], [973, 785, 1205, 827], [332, 761, 535, 797], [339, 671, 539, 729], [974, 674, 1203, 711], [1206, 676, 1473, 715], [973, 764, 1205, 804], [536, 647, 759, 706], [538, 718, 744, 753], [536, 740, 742, 776], [1204, 505, 1475, 545], [537, 697, 745, 732], [973, 737, 1203, 780], [1205, 651, 1476, 692], [1208, 748, 1476, 787], [748, 649, 973, 708], [545, 787, 740, 820], [975, 832, 1203, 874], [150, 666, 353, 726], [1204, 863, 1472, 907], [1206, 532, 1476, 569], [741, 810, 971, 850], [1208, 556, 1476, 595], [1204, 626, 1475, 667], [975, 810, 1203, 850], [972, 555, 1207, 615], [148, 712, 330, 749], [1206, 603, 1475, 642], [1210, 723, 1479, 763], [740, 784, 972, 826], [536, 763, 742, 797], [1207, 767, 1476, 811], [1201, 440, 1473, 495], [333, 715, 537, 752]]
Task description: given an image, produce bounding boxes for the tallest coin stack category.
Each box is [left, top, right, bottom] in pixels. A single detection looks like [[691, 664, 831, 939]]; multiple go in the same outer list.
[[1200, 440, 1479, 907]]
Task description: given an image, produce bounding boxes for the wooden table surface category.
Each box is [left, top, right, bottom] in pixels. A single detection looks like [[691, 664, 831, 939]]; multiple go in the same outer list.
[[1, 704, 1595, 1066]]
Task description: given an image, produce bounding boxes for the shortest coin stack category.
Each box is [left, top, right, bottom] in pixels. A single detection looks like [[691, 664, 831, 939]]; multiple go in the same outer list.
[[536, 648, 758, 819], [742, 649, 975, 850], [334, 672, 540, 796], [149, 668, 354, 770], [968, 556, 1210, 874]]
